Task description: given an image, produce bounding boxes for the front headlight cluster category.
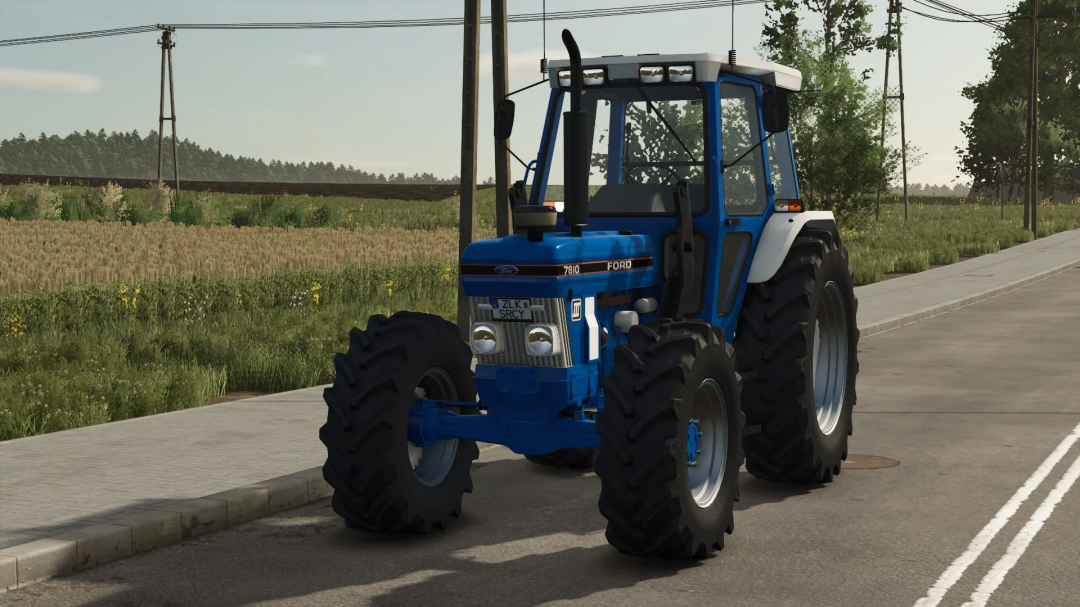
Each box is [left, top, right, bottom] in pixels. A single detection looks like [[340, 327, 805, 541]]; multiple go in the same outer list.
[[557, 65, 694, 87], [471, 323, 561, 357], [557, 67, 607, 87], [639, 64, 694, 84]]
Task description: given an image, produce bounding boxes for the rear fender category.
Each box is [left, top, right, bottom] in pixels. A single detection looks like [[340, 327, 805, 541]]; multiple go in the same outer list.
[[747, 211, 839, 283]]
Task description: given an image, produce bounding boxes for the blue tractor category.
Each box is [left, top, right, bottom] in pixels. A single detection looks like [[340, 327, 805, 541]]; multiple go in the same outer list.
[[320, 31, 859, 559]]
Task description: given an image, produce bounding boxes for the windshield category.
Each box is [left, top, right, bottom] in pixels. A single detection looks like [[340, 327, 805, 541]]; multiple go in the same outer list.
[[535, 85, 707, 215]]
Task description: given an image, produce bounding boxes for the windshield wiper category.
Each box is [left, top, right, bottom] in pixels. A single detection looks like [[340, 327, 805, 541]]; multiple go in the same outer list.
[[636, 87, 697, 162], [722, 132, 774, 173]]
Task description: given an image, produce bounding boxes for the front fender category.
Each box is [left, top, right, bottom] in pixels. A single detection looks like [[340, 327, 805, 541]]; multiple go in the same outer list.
[[747, 211, 839, 283]]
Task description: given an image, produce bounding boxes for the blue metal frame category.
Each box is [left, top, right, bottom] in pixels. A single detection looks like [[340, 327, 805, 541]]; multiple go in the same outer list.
[[411, 72, 787, 456]]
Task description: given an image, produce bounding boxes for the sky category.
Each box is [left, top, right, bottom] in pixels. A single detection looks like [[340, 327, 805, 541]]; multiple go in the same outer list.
[[0, 0, 1023, 186]]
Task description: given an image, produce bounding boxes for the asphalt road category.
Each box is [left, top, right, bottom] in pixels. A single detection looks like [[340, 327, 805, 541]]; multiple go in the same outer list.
[[3, 268, 1078, 607]]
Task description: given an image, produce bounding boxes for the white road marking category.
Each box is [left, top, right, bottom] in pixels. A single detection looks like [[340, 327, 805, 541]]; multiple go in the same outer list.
[[961, 452, 1080, 607], [913, 421, 1080, 607]]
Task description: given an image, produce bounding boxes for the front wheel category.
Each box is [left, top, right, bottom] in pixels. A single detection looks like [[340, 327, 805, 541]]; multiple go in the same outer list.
[[319, 311, 479, 533], [595, 320, 743, 559]]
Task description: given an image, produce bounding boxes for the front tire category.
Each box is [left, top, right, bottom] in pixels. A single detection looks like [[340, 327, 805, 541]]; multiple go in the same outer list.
[[319, 312, 479, 533], [734, 228, 859, 484], [595, 320, 743, 559]]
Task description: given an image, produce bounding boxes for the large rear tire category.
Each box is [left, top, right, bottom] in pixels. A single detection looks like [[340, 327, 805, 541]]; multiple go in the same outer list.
[[734, 228, 859, 484], [319, 311, 479, 533], [525, 449, 597, 469], [595, 320, 743, 559]]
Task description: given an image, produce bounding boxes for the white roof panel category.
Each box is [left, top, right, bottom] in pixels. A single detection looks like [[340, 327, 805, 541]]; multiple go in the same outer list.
[[547, 53, 802, 91]]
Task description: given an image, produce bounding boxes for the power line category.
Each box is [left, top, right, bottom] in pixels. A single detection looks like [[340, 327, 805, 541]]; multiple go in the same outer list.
[[0, 0, 767, 46], [907, 0, 1080, 55]]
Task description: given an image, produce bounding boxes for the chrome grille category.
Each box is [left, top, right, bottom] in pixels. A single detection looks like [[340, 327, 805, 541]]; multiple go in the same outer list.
[[469, 296, 573, 368]]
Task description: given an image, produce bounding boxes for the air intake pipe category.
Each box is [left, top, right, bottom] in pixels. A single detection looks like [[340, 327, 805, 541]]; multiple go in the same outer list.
[[561, 29, 588, 237]]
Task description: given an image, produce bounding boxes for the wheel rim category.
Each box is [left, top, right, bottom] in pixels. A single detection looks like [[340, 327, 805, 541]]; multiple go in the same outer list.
[[812, 281, 849, 436], [687, 378, 728, 509], [409, 367, 460, 487]]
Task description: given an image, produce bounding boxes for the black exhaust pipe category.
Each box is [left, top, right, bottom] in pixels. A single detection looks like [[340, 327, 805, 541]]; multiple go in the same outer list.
[[561, 29, 588, 237]]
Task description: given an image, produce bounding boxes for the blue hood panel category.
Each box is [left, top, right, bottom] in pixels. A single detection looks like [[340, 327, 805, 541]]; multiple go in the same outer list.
[[460, 231, 657, 298]]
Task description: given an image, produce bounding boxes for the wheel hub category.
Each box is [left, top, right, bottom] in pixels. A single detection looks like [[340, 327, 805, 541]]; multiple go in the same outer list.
[[687, 380, 728, 509], [408, 369, 461, 487], [686, 419, 701, 466]]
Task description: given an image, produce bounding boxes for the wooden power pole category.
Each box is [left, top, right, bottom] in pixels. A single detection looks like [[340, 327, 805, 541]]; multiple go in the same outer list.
[[156, 28, 180, 201], [458, 1, 481, 339], [874, 0, 896, 222], [1030, 0, 1039, 239], [491, 0, 512, 238], [896, 1, 909, 223]]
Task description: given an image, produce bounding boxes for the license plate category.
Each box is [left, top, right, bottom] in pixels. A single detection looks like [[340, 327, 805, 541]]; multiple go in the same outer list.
[[492, 298, 532, 321]]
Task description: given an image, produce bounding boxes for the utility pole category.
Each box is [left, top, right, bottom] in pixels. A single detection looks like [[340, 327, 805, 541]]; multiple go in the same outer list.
[[874, 0, 896, 222], [1031, 0, 1039, 240], [896, 1, 909, 223], [156, 27, 180, 202], [458, 0, 481, 339], [999, 161, 1005, 220], [1024, 0, 1037, 232], [491, 0, 512, 238]]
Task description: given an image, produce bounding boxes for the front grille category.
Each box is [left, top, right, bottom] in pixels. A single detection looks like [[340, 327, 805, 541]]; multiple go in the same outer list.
[[468, 296, 573, 368]]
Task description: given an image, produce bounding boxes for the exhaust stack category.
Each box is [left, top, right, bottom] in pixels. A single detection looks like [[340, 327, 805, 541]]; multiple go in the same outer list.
[[561, 29, 589, 237]]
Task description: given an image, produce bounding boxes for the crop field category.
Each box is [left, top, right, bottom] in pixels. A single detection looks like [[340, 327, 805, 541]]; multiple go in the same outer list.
[[0, 182, 1077, 440], [0, 220, 495, 292]]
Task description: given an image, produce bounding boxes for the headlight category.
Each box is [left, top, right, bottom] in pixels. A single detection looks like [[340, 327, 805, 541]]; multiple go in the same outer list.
[[582, 68, 606, 86], [471, 323, 500, 354], [668, 65, 694, 82], [639, 66, 664, 83], [526, 325, 560, 356]]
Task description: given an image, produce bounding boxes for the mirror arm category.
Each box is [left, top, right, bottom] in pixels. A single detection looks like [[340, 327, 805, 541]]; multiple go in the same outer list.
[[505, 78, 549, 99], [721, 132, 774, 174], [498, 140, 530, 170]]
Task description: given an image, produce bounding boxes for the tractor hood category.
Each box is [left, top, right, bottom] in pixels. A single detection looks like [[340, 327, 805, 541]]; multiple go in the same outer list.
[[460, 231, 657, 298]]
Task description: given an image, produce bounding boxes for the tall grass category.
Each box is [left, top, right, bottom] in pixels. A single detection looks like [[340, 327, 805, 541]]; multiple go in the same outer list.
[[844, 199, 1079, 285], [0, 262, 459, 440]]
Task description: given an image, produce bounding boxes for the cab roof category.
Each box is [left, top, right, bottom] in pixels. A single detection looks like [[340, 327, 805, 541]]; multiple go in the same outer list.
[[546, 53, 802, 92]]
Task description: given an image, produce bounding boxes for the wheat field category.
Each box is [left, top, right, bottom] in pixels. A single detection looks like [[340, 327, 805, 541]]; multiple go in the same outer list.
[[0, 219, 497, 293]]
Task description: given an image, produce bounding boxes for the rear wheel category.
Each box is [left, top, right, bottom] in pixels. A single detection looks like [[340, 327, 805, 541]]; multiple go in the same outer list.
[[734, 228, 859, 484], [595, 320, 743, 559], [319, 312, 479, 533], [525, 449, 597, 469]]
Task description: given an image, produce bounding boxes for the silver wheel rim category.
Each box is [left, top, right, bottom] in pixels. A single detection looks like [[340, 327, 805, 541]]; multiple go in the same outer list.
[[687, 378, 728, 509], [408, 368, 460, 487], [812, 281, 849, 436]]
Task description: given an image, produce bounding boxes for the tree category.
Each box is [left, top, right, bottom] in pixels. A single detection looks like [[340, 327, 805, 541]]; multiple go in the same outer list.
[[760, 0, 902, 224], [959, 0, 1079, 201], [0, 129, 457, 184]]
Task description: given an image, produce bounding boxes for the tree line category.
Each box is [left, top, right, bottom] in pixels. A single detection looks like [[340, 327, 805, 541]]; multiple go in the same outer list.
[[0, 129, 458, 184]]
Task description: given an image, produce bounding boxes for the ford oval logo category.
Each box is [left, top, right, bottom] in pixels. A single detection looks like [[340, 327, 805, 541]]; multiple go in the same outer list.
[[494, 265, 519, 275]]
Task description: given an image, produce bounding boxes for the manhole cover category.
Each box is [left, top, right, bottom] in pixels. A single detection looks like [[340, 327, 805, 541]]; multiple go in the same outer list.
[[842, 454, 900, 469]]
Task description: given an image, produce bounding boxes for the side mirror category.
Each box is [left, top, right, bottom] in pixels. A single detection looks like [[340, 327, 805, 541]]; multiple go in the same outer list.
[[761, 90, 789, 133], [495, 99, 516, 140]]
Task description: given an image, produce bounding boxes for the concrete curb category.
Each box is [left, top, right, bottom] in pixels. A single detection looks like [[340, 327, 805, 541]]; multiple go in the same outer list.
[[0, 468, 332, 590], [3, 255, 1077, 592], [857, 258, 1079, 339]]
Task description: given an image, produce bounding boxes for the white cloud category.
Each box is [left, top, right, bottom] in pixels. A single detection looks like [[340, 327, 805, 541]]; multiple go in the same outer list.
[[0, 67, 102, 94], [289, 52, 329, 67]]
